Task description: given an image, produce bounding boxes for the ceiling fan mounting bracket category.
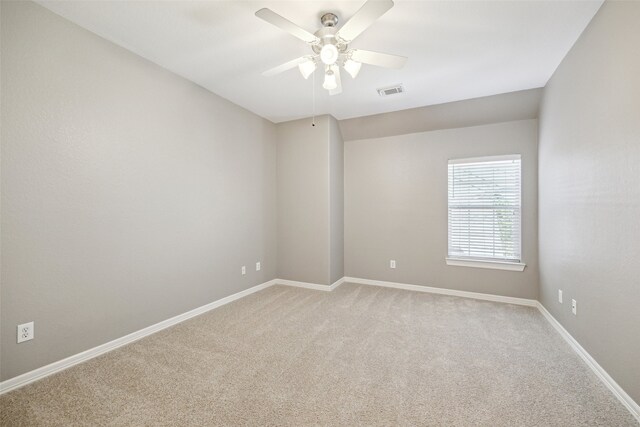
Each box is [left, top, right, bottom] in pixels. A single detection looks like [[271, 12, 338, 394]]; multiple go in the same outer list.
[[320, 13, 339, 28]]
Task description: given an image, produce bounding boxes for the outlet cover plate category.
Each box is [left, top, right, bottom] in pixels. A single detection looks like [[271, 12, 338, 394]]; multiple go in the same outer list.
[[17, 322, 34, 343]]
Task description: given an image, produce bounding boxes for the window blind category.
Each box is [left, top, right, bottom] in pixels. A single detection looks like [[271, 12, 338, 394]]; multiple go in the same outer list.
[[448, 155, 521, 262]]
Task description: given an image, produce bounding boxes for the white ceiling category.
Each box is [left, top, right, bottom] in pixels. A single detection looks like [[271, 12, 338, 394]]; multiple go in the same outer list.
[[37, 0, 603, 123]]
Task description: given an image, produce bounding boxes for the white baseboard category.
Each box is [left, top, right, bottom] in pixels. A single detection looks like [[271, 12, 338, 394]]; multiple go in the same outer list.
[[4, 275, 637, 424], [1, 277, 342, 394], [343, 276, 538, 307], [274, 277, 346, 292], [0, 279, 278, 395], [536, 302, 640, 423], [343, 276, 639, 420], [347, 277, 639, 421], [275, 279, 333, 291], [330, 276, 346, 290]]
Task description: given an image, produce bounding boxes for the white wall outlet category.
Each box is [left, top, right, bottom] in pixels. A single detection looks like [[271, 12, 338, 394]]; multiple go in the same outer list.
[[256, 262, 261, 271], [558, 289, 563, 303], [17, 322, 34, 343], [572, 299, 577, 315], [241, 266, 246, 275], [390, 260, 396, 269]]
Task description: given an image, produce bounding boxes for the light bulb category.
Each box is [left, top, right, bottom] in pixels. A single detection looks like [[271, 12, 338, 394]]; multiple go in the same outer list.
[[323, 70, 337, 90], [298, 59, 316, 79], [320, 44, 339, 65], [343, 59, 362, 79]]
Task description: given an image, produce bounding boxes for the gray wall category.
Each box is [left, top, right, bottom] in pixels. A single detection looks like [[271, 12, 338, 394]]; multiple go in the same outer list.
[[1, 1, 277, 381], [538, 0, 640, 403], [339, 88, 542, 142], [276, 115, 344, 286], [345, 120, 539, 299], [329, 116, 344, 284], [276, 116, 330, 285]]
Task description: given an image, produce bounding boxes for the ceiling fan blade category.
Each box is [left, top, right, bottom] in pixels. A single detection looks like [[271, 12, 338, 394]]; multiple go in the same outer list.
[[336, 0, 394, 43], [350, 49, 407, 69], [255, 8, 320, 44], [262, 57, 308, 77], [329, 65, 342, 96]]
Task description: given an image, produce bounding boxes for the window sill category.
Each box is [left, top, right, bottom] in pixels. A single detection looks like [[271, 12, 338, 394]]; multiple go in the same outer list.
[[445, 258, 526, 272]]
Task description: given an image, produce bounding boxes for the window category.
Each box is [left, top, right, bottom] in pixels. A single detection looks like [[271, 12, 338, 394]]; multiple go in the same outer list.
[[446, 155, 525, 271]]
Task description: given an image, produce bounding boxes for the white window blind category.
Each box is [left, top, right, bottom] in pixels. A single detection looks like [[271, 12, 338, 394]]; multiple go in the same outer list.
[[448, 155, 521, 263]]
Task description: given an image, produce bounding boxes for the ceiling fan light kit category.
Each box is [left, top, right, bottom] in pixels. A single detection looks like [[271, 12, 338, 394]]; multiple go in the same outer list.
[[256, 0, 407, 95]]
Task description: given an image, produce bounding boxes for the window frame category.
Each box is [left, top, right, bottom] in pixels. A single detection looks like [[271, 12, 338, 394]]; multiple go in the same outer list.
[[445, 154, 526, 272]]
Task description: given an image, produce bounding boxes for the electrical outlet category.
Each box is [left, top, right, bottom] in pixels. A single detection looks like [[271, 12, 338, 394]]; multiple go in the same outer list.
[[241, 266, 246, 275], [17, 322, 34, 343], [390, 260, 396, 269], [256, 262, 261, 271], [572, 299, 577, 315], [558, 290, 563, 303]]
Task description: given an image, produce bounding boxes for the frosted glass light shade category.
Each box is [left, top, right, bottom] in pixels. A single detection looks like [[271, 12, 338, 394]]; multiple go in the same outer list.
[[323, 70, 337, 90], [343, 59, 362, 78], [298, 59, 316, 79]]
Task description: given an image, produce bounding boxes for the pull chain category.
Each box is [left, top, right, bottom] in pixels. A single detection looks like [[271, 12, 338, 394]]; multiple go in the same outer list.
[[312, 68, 316, 127]]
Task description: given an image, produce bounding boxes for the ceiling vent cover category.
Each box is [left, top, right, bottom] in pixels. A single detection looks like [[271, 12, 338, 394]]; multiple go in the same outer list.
[[377, 84, 404, 97]]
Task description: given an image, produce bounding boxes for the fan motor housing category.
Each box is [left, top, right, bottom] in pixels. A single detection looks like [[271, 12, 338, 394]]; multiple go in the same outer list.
[[312, 26, 348, 55]]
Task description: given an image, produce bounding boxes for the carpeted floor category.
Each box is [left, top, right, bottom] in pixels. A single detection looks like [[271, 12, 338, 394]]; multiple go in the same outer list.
[[1, 283, 636, 426]]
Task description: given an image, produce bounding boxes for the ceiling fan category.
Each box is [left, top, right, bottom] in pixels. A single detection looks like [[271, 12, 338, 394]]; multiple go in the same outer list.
[[256, 0, 407, 95]]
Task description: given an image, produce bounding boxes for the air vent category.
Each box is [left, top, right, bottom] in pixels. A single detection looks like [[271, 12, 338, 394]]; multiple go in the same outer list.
[[377, 84, 404, 97]]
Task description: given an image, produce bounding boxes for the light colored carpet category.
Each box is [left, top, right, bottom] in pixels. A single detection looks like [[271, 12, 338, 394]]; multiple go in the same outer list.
[[1, 283, 636, 426]]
